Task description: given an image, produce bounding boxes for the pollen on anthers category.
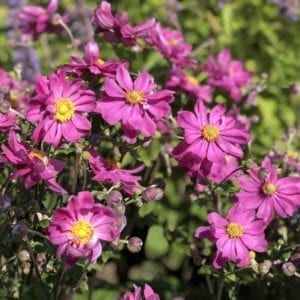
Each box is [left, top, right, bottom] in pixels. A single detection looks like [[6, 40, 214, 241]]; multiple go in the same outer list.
[[125, 90, 145, 105], [54, 98, 75, 122]]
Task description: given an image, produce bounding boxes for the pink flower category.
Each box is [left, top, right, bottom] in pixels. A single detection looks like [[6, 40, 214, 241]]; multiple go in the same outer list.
[[195, 204, 268, 268], [97, 65, 174, 143], [172, 100, 250, 163], [47, 191, 119, 266], [1, 130, 67, 194], [92, 1, 155, 46], [201, 49, 252, 102], [18, 0, 68, 41], [88, 149, 143, 195], [63, 41, 128, 79], [166, 66, 213, 103], [26, 71, 96, 147], [119, 284, 160, 300], [236, 156, 300, 224], [147, 22, 195, 67]]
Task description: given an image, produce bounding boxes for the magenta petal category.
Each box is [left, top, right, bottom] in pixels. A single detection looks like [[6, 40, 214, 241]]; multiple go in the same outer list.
[[241, 235, 268, 252], [104, 78, 125, 97], [116, 65, 133, 90], [72, 114, 91, 131]]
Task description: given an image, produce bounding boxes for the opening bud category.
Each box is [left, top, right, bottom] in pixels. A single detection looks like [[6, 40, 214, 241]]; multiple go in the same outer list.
[[282, 262, 296, 276], [142, 187, 164, 202], [127, 237, 143, 253], [107, 190, 123, 206]]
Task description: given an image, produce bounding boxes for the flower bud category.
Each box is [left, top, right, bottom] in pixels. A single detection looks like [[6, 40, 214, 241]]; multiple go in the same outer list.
[[12, 220, 28, 239], [127, 237, 143, 253], [0, 195, 11, 211], [107, 190, 123, 206], [0, 99, 11, 114], [142, 187, 164, 202], [282, 262, 296, 276], [18, 250, 30, 262], [114, 203, 126, 215], [258, 167, 270, 180], [113, 215, 127, 232], [258, 260, 272, 275], [81, 151, 91, 161]]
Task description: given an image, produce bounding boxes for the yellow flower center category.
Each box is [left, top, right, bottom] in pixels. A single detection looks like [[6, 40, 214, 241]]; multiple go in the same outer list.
[[29, 150, 49, 165], [54, 98, 75, 122], [168, 39, 178, 46], [9, 92, 20, 108], [202, 124, 220, 142], [105, 159, 121, 170], [226, 222, 244, 238], [70, 220, 94, 245], [288, 150, 298, 160], [97, 58, 105, 65], [186, 76, 198, 86], [262, 183, 277, 195], [125, 90, 144, 105]]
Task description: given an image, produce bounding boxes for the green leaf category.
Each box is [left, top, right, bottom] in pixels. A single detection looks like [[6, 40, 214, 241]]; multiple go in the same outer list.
[[145, 225, 169, 259]]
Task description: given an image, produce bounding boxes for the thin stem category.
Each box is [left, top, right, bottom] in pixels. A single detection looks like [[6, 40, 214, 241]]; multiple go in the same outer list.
[[212, 166, 244, 191], [24, 237, 50, 300], [216, 277, 224, 300], [71, 151, 81, 194], [72, 261, 89, 292], [54, 258, 66, 300]]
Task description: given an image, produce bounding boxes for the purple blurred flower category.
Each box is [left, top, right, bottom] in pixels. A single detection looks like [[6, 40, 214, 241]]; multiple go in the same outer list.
[[18, 0, 68, 41], [147, 22, 196, 67], [166, 66, 213, 103], [92, 1, 155, 46], [201, 49, 252, 102]]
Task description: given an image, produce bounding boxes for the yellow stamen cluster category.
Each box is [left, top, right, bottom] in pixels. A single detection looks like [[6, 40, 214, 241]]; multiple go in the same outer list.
[[29, 150, 49, 165], [226, 222, 244, 238], [202, 124, 220, 142], [70, 220, 94, 246], [186, 76, 198, 86], [97, 58, 105, 65], [262, 183, 277, 196], [125, 90, 144, 105], [54, 98, 75, 122]]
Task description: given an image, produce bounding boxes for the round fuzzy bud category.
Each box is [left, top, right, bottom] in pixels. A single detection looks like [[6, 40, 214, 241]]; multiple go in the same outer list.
[[127, 237, 143, 253], [0, 100, 11, 114], [81, 151, 91, 161], [107, 190, 123, 207], [282, 262, 296, 277], [258, 260, 272, 275], [258, 167, 270, 180], [18, 250, 30, 262], [0, 195, 11, 211], [12, 220, 28, 239], [142, 187, 164, 202]]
